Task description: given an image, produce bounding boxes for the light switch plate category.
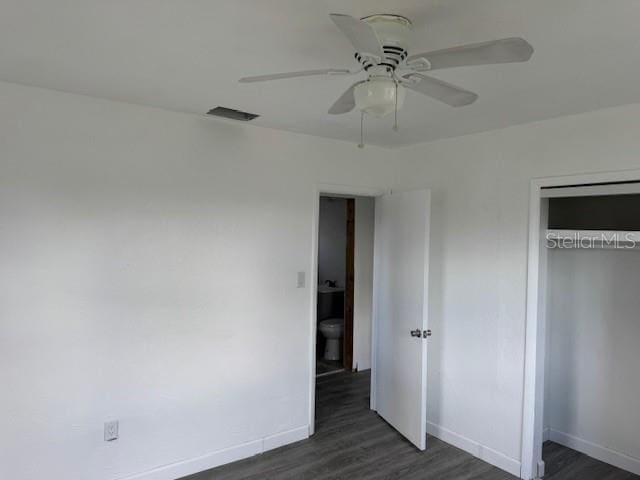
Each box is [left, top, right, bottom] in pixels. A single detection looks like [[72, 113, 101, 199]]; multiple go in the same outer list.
[[297, 271, 306, 288]]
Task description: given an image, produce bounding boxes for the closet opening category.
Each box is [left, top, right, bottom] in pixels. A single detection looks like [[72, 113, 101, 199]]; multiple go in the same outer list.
[[522, 175, 640, 480]]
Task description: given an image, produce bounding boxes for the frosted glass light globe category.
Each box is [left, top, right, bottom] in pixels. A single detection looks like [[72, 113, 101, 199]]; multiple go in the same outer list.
[[354, 78, 405, 117]]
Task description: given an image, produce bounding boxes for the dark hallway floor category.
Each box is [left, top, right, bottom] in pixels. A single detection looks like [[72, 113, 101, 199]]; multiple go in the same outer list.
[[182, 371, 638, 480]]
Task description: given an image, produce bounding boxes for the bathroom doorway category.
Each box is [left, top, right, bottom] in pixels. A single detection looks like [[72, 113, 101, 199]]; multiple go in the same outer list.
[[315, 195, 375, 377], [310, 186, 432, 447], [316, 196, 353, 376]]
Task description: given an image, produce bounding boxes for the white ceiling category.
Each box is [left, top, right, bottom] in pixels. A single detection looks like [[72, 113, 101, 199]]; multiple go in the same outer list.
[[2, 0, 640, 147]]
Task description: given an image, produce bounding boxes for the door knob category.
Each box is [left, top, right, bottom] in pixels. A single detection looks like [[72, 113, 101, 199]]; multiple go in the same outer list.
[[410, 329, 422, 338]]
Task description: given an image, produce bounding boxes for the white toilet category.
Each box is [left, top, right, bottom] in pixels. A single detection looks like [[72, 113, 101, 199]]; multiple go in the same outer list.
[[318, 318, 344, 361]]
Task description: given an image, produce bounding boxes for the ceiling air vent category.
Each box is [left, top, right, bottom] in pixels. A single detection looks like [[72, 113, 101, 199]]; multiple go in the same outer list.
[[207, 106, 260, 122]]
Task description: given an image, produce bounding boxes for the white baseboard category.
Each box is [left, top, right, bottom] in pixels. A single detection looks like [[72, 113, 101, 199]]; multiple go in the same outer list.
[[426, 422, 521, 477], [263, 425, 309, 451], [117, 425, 309, 480], [547, 429, 640, 476], [543, 427, 551, 442]]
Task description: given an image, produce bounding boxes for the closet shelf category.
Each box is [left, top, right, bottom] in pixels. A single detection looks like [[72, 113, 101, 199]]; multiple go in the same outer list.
[[545, 229, 640, 250]]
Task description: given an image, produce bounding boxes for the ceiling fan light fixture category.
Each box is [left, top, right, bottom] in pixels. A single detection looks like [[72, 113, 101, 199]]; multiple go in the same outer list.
[[354, 78, 405, 117], [239, 12, 534, 143]]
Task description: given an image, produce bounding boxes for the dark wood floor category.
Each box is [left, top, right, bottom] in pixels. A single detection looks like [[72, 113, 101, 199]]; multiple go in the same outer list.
[[182, 371, 638, 480], [183, 371, 514, 480], [543, 441, 639, 479]]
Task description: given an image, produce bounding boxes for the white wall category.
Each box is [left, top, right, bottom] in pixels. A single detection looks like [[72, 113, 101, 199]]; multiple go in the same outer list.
[[317, 197, 346, 288], [0, 81, 398, 480], [395, 103, 640, 475], [6, 76, 640, 480], [544, 248, 640, 467], [353, 197, 375, 371]]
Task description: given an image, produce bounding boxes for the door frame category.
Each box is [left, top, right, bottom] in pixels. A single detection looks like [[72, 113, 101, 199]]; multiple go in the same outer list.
[[520, 168, 640, 479], [308, 183, 387, 436]]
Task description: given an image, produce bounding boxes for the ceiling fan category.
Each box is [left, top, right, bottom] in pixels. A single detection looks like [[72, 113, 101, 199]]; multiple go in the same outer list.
[[240, 13, 533, 145]]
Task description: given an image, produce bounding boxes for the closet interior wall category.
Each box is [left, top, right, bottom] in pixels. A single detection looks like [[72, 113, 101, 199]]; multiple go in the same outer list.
[[543, 191, 640, 475]]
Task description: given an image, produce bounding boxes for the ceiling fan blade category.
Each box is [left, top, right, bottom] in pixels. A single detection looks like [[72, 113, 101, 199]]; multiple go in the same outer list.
[[403, 73, 478, 107], [328, 81, 364, 115], [239, 68, 350, 83], [407, 38, 534, 71], [329, 14, 384, 59]]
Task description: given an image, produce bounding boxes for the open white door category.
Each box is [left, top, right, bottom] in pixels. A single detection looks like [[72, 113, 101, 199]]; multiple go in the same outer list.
[[372, 189, 431, 450]]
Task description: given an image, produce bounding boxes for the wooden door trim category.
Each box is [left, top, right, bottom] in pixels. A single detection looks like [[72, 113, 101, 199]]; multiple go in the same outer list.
[[344, 198, 355, 370]]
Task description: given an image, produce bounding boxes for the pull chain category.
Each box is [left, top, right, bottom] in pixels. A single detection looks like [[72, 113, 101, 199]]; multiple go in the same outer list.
[[393, 81, 399, 132], [358, 111, 365, 149]]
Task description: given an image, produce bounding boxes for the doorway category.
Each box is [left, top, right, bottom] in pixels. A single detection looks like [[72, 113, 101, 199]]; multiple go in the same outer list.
[[521, 170, 640, 480], [309, 185, 432, 452], [313, 193, 375, 438], [315, 196, 357, 376]]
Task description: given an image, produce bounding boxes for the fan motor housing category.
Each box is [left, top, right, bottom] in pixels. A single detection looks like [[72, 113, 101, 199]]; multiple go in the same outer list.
[[358, 14, 412, 72]]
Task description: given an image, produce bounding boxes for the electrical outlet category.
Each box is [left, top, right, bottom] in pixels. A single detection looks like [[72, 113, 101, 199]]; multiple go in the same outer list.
[[104, 420, 119, 442]]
